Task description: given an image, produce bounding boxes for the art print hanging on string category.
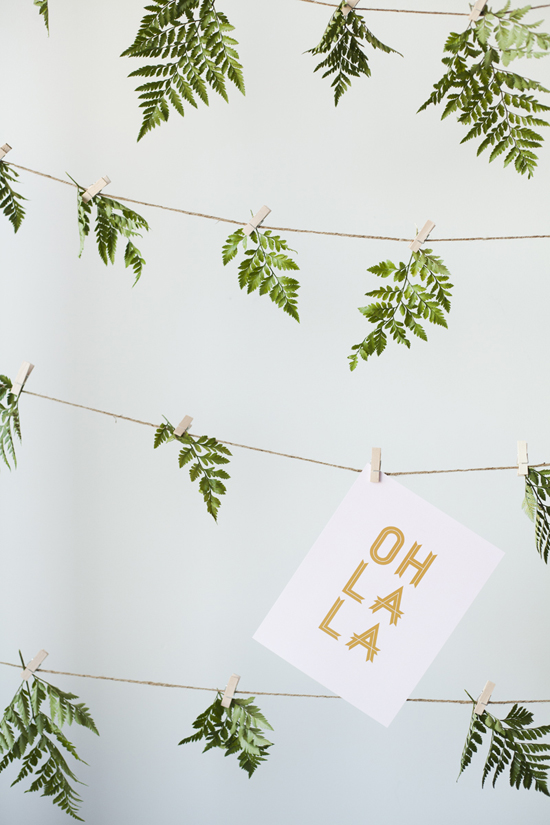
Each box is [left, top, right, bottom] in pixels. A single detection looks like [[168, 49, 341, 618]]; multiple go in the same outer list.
[[254, 465, 504, 726]]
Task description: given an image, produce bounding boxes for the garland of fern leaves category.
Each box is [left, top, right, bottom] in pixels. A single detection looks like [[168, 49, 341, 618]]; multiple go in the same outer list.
[[0, 654, 99, 821], [0, 375, 22, 471], [179, 693, 273, 777], [419, 3, 550, 178], [122, 0, 245, 141], [522, 467, 550, 563], [459, 691, 550, 795]]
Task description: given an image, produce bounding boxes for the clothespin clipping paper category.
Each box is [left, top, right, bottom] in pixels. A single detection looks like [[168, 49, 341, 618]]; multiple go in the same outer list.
[[0, 143, 12, 160], [22, 650, 49, 681], [82, 175, 111, 204], [243, 206, 271, 237], [12, 361, 34, 399], [409, 220, 435, 253], [174, 415, 193, 438], [475, 680, 495, 715], [470, 0, 487, 21], [370, 447, 382, 483], [342, 0, 360, 16], [517, 441, 529, 477], [221, 673, 241, 708]]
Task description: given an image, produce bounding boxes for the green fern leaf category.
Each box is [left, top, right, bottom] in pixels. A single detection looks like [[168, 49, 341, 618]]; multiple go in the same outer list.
[[33, 0, 49, 32], [523, 468, 550, 562], [0, 161, 26, 233]]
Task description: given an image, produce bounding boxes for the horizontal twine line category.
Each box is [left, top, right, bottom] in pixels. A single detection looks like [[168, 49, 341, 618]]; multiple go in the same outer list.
[[298, 0, 550, 15], [21, 390, 550, 477], [0, 662, 547, 704], [7, 163, 549, 244]]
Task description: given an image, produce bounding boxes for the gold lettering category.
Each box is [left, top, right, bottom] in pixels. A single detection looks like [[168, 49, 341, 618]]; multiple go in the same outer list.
[[342, 560, 369, 603], [370, 526, 405, 565], [395, 542, 436, 587], [345, 624, 381, 663], [369, 586, 404, 626], [319, 597, 345, 640]]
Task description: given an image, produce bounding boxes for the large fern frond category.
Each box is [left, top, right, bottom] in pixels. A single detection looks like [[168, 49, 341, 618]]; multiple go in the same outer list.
[[33, 0, 49, 32], [0, 162, 26, 232], [523, 468, 550, 563], [0, 375, 22, 471]]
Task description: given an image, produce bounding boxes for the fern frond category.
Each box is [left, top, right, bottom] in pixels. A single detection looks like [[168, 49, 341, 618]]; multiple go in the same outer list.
[[222, 226, 300, 322], [154, 418, 232, 520], [0, 162, 26, 232], [122, 0, 245, 141], [33, 0, 49, 32], [348, 248, 453, 369], [178, 693, 273, 777], [524, 468, 550, 562], [307, 2, 400, 105], [0, 375, 22, 471], [419, 4, 550, 177]]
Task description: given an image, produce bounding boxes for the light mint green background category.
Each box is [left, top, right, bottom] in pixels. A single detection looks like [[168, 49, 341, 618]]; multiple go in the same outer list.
[[1, 0, 550, 822]]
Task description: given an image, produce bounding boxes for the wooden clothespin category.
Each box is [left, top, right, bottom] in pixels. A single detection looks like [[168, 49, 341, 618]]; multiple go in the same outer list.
[[22, 650, 48, 681], [0, 143, 12, 160], [517, 441, 529, 477], [470, 0, 487, 21], [409, 220, 436, 253], [174, 415, 193, 438], [475, 680, 495, 715], [342, 0, 360, 17], [243, 205, 271, 237], [12, 361, 34, 399], [370, 447, 381, 483], [82, 175, 111, 204], [221, 673, 241, 708]]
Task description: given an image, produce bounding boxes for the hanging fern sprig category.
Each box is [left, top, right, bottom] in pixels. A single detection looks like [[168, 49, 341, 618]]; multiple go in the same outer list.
[[0, 161, 26, 233], [522, 467, 550, 563], [69, 177, 149, 284], [179, 693, 273, 777], [307, 2, 401, 105], [122, 0, 245, 141], [154, 420, 231, 520], [348, 248, 453, 370], [459, 691, 550, 795], [222, 226, 301, 322], [0, 375, 22, 470], [0, 655, 99, 820], [33, 0, 49, 32], [418, 3, 550, 177]]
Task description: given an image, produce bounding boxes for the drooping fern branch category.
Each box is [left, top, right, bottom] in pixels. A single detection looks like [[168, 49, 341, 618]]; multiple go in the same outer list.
[[122, 0, 245, 141], [348, 248, 453, 370], [69, 177, 149, 285], [179, 693, 273, 777], [154, 420, 231, 520], [459, 692, 550, 795], [419, 3, 550, 177], [0, 162, 26, 232], [33, 0, 49, 32], [522, 467, 550, 563], [222, 226, 300, 322], [307, 1, 400, 105], [0, 375, 22, 471], [0, 655, 99, 820]]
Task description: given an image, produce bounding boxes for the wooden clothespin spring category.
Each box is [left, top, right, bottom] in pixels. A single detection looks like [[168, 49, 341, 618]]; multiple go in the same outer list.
[[470, 0, 487, 21], [174, 415, 193, 438], [370, 447, 381, 483], [0, 143, 12, 161], [221, 673, 241, 708], [243, 205, 271, 237], [82, 175, 111, 204], [475, 680, 495, 715], [12, 361, 34, 399], [517, 441, 529, 477], [409, 220, 435, 253], [22, 650, 49, 681]]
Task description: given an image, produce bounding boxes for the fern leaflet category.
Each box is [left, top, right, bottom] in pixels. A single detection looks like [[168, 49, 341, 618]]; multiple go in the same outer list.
[[179, 693, 273, 777], [418, 3, 550, 177], [0, 161, 26, 232], [0, 375, 22, 471], [33, 0, 49, 32], [154, 419, 231, 520], [523, 467, 550, 563], [122, 0, 245, 141], [222, 226, 300, 322], [348, 248, 453, 370]]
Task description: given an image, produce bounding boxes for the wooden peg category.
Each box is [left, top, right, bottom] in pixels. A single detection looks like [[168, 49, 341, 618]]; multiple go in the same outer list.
[[517, 441, 529, 477], [470, 0, 487, 21], [0, 143, 12, 160], [22, 650, 48, 681], [243, 205, 271, 237], [370, 447, 381, 483], [221, 673, 241, 708], [409, 220, 436, 253], [174, 415, 193, 438], [342, 0, 360, 16], [475, 680, 495, 715], [12, 361, 34, 399], [82, 175, 111, 204]]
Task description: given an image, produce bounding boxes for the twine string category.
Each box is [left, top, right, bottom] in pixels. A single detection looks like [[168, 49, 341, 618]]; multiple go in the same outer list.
[[0, 661, 547, 703], [297, 0, 550, 14], [7, 163, 550, 244]]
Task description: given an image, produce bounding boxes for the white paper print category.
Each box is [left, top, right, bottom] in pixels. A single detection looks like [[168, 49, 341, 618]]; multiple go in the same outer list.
[[254, 465, 504, 726]]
